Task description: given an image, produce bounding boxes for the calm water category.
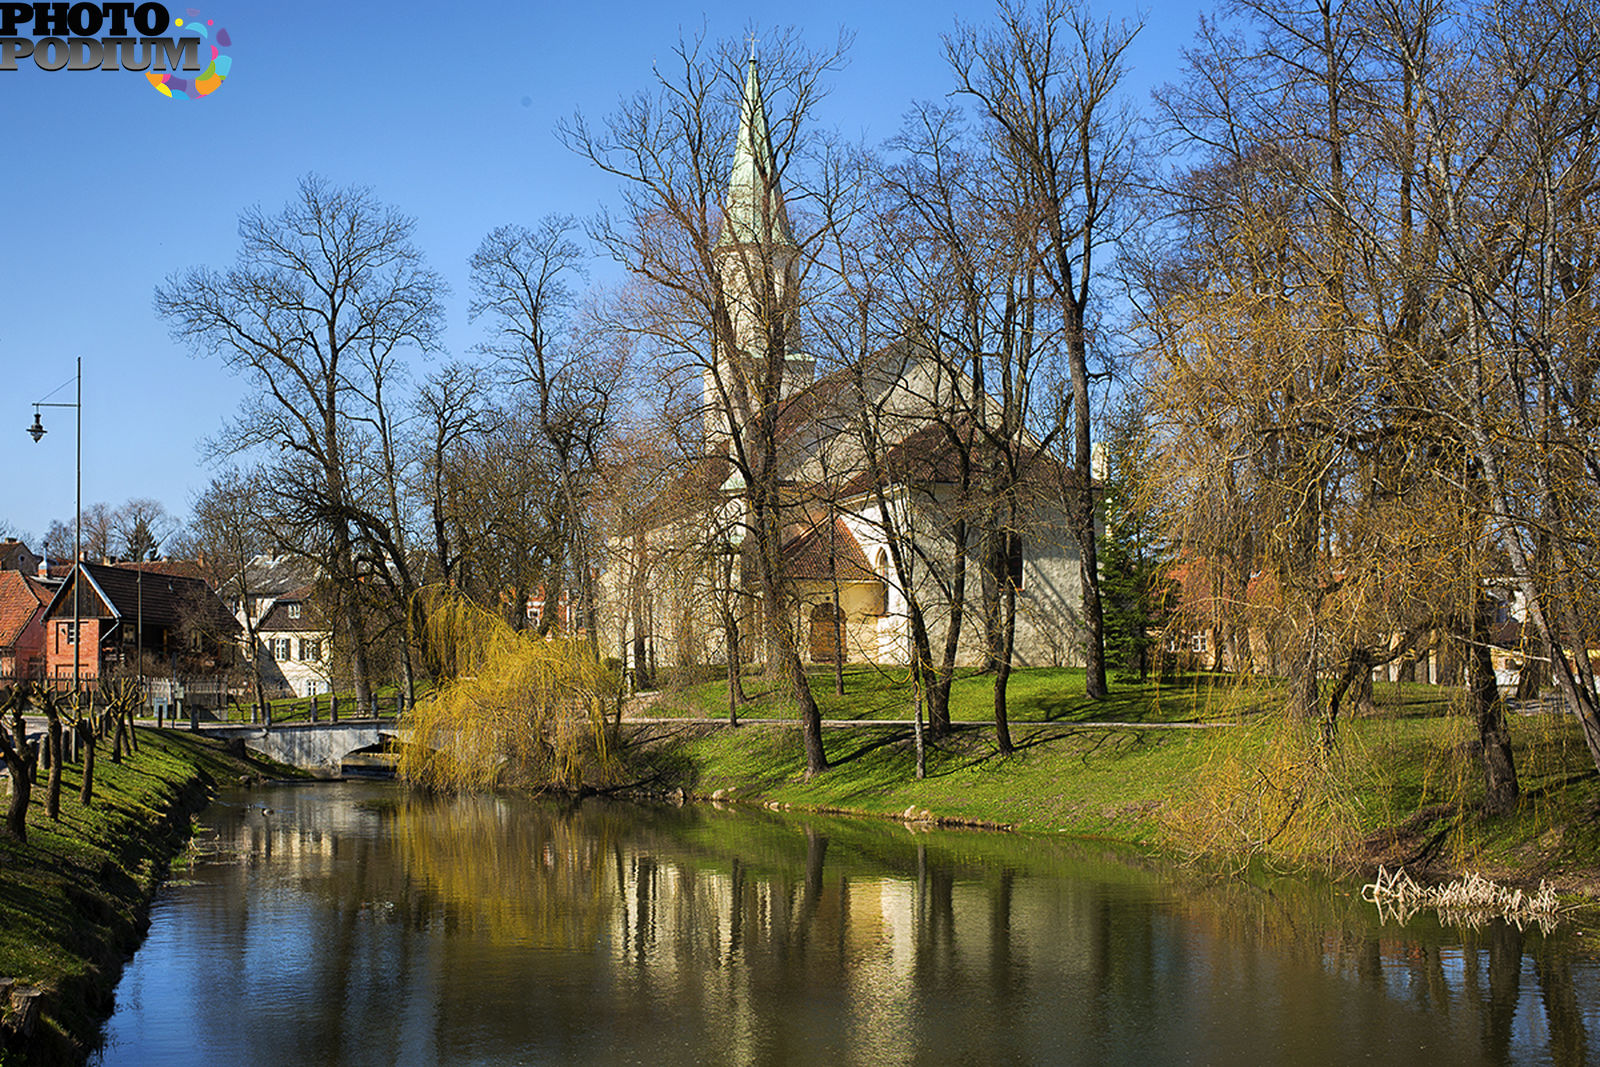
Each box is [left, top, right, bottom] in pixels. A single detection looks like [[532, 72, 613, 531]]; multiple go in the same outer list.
[[91, 782, 1598, 1065]]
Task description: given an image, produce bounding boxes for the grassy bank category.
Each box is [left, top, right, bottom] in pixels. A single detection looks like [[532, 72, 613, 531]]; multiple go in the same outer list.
[[624, 667, 1600, 897], [0, 730, 300, 1065]]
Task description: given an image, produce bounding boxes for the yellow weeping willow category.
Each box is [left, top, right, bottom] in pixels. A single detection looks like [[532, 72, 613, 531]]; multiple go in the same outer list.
[[399, 588, 615, 792]]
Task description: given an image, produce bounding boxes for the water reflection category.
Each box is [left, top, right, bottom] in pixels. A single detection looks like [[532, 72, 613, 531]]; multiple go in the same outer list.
[[94, 783, 1598, 1065]]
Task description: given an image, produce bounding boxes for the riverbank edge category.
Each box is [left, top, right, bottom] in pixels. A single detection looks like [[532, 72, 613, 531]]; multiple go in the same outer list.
[[611, 721, 1600, 911], [0, 733, 302, 1067]]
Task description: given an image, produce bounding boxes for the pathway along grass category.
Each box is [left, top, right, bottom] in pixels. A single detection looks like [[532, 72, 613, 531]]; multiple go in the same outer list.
[[625, 667, 1600, 897], [0, 730, 301, 1065]]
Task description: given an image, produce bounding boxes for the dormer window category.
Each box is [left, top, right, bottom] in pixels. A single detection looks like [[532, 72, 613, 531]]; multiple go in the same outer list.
[[288, 603, 301, 620]]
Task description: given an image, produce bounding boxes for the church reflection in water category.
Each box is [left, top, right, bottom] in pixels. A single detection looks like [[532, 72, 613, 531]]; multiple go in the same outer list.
[[96, 783, 1596, 1066]]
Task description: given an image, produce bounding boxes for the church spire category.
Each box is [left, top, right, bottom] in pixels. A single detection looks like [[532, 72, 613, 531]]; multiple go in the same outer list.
[[718, 55, 795, 249]]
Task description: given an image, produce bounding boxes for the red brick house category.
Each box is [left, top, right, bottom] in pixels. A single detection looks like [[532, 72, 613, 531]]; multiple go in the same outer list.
[[0, 570, 52, 681], [41, 561, 239, 688]]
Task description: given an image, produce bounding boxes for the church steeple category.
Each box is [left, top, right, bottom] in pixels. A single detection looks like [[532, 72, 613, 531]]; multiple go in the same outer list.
[[717, 56, 795, 250], [704, 52, 814, 452]]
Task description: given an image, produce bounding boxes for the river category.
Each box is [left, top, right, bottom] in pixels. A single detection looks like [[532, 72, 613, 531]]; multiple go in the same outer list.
[[90, 782, 1598, 1065]]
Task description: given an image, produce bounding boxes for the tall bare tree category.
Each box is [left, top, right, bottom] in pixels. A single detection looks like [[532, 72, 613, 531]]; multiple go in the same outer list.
[[946, 0, 1142, 701], [157, 175, 446, 717], [561, 31, 850, 775], [470, 218, 624, 657]]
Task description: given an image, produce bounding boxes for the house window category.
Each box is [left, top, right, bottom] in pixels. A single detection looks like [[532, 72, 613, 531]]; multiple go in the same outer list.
[[288, 603, 301, 620], [299, 638, 321, 662], [1190, 632, 1208, 654], [1007, 533, 1024, 591], [1165, 634, 1179, 653], [273, 637, 293, 661], [61, 621, 77, 647]]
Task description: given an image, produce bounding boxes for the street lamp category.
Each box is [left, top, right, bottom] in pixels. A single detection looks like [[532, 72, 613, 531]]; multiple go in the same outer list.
[[28, 357, 82, 702]]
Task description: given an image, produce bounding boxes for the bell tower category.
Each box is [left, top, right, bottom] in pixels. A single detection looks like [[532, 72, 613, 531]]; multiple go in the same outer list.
[[705, 55, 814, 451]]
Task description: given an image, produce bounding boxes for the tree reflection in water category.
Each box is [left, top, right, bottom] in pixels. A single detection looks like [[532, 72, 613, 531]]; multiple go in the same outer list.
[[95, 783, 1598, 1066]]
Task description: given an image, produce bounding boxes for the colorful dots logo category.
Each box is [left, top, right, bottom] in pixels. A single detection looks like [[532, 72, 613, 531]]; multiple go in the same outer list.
[[147, 10, 231, 100]]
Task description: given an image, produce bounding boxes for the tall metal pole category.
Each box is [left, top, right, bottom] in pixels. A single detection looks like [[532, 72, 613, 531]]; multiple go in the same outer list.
[[27, 359, 83, 703], [74, 355, 81, 703]]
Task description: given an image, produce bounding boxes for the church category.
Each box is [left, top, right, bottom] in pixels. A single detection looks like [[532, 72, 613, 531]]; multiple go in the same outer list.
[[599, 56, 1089, 681]]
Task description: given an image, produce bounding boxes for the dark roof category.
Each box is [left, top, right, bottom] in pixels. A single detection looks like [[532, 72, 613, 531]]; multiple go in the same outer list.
[[839, 422, 961, 498], [781, 518, 878, 583], [1490, 620, 1523, 649], [113, 559, 213, 585], [45, 562, 239, 636], [234, 554, 321, 598], [0, 571, 50, 649], [258, 584, 328, 633]]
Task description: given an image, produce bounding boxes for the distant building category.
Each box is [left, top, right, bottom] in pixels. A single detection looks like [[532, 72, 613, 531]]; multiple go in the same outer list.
[[0, 538, 41, 576], [255, 582, 331, 697], [599, 58, 1088, 674], [227, 555, 333, 698]]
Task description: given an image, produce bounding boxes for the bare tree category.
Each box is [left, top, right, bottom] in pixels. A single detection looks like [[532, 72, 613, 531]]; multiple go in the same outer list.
[[113, 498, 177, 562], [561, 30, 850, 776], [469, 218, 625, 657], [946, 0, 1142, 701], [156, 175, 446, 717], [191, 469, 274, 721]]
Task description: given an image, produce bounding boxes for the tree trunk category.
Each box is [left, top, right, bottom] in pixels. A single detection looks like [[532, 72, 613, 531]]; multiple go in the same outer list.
[[751, 484, 826, 776], [45, 710, 62, 820], [2, 711, 32, 842], [1470, 591, 1519, 815], [994, 535, 1018, 757], [77, 716, 95, 807]]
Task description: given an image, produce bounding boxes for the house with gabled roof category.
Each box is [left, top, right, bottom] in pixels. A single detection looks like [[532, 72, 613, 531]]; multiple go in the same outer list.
[[0, 538, 42, 576], [0, 569, 53, 681], [41, 561, 239, 690], [254, 581, 332, 697]]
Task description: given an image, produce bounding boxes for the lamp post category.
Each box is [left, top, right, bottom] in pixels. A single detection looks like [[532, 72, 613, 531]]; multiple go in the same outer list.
[[28, 357, 82, 702]]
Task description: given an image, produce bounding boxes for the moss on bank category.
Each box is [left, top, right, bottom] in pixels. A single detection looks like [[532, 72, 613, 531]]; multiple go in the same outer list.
[[619, 668, 1600, 900], [0, 730, 301, 1065]]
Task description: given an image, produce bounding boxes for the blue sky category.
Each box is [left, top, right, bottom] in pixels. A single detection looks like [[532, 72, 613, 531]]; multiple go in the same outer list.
[[1, 0, 1197, 545]]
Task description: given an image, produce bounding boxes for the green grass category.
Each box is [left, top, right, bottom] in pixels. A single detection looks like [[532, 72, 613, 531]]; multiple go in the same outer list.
[[619, 668, 1600, 895], [640, 664, 1265, 724], [0, 729, 302, 1062]]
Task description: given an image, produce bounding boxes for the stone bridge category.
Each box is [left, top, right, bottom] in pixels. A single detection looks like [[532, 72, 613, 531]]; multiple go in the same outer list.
[[209, 721, 402, 774]]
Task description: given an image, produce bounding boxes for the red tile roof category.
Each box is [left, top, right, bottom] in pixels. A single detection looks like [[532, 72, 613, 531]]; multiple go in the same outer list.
[[781, 518, 879, 583], [0, 571, 51, 649]]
